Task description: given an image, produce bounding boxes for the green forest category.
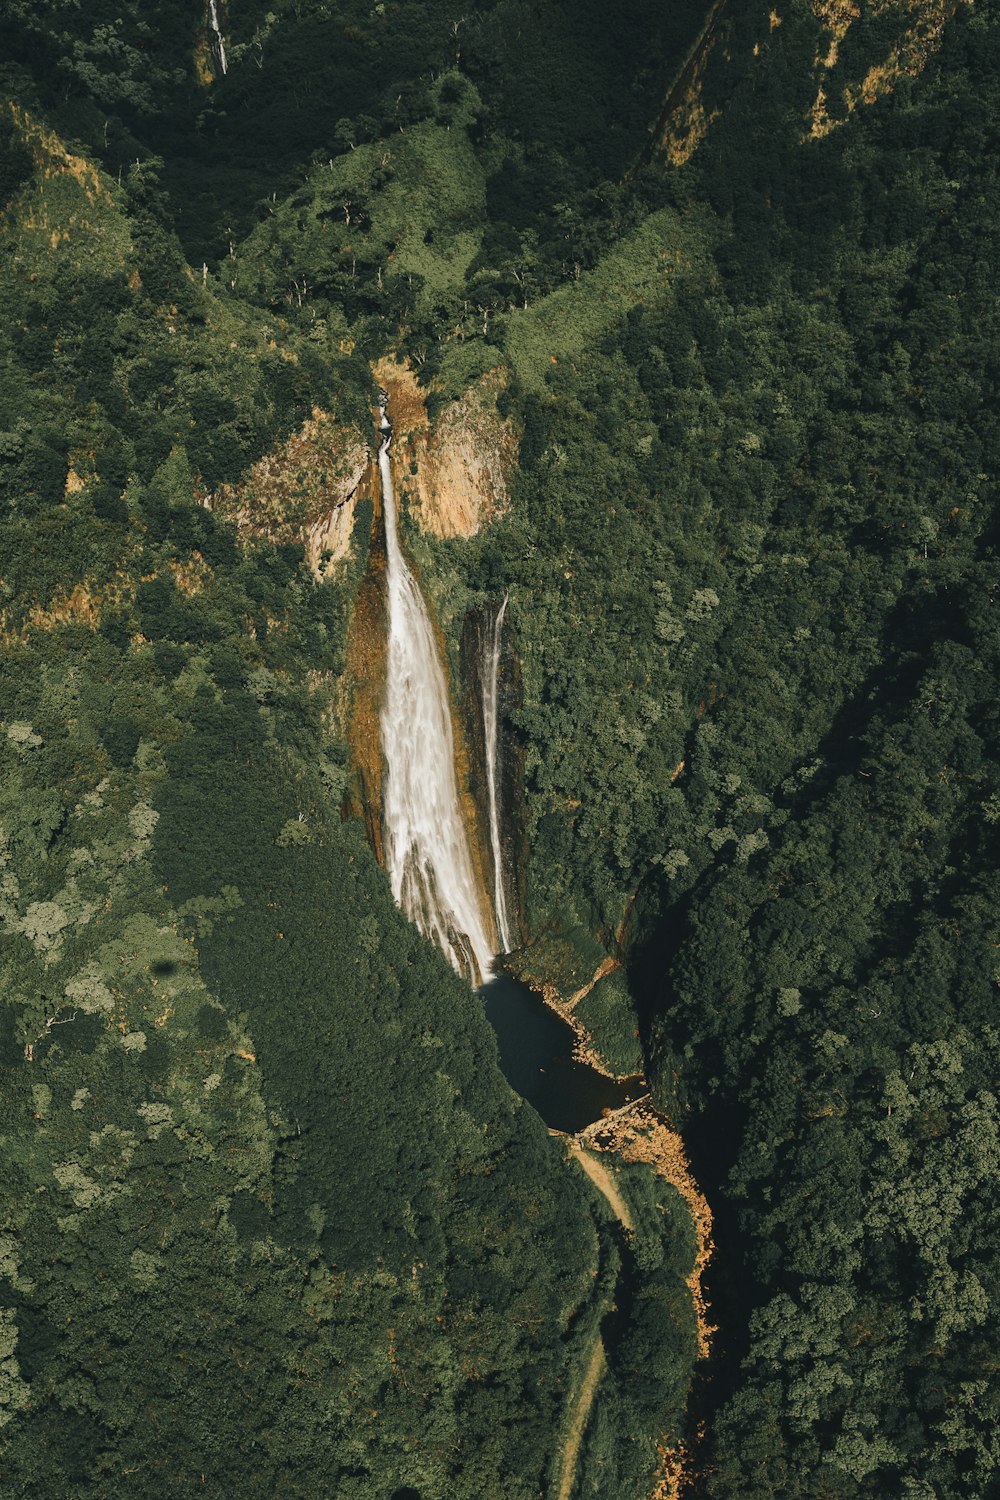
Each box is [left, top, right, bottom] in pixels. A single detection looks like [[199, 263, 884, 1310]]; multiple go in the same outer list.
[[1, 0, 998, 1496]]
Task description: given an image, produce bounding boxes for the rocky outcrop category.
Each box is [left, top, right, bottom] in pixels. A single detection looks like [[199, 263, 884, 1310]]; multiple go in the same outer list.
[[807, 0, 969, 139], [209, 407, 370, 579], [647, 0, 968, 167], [578, 1101, 714, 1360], [304, 495, 362, 576], [373, 358, 518, 539], [649, 0, 729, 168], [6, 102, 107, 205]]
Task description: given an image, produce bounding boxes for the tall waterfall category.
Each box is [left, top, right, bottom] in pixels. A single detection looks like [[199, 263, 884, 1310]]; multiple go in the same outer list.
[[483, 594, 513, 954], [377, 402, 494, 986]]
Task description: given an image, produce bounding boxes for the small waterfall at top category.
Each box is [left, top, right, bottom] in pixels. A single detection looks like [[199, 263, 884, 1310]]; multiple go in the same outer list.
[[209, 0, 228, 74], [377, 396, 494, 986], [483, 594, 512, 954]]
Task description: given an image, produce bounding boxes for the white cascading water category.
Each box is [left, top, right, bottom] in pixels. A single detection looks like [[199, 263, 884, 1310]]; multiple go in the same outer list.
[[378, 402, 494, 986], [209, 0, 228, 74], [483, 593, 513, 953]]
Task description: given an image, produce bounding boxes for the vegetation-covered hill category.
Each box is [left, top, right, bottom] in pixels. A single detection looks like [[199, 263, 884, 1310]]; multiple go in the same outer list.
[[2, 1, 999, 1496]]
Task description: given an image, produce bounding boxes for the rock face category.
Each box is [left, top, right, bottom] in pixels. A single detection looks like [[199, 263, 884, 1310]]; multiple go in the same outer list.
[[209, 406, 370, 578], [649, 0, 966, 166], [373, 358, 518, 539], [343, 488, 387, 863], [650, 0, 729, 168], [806, 0, 966, 139]]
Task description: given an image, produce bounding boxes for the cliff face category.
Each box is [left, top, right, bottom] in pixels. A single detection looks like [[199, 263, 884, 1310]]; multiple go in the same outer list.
[[343, 470, 387, 861], [652, 0, 968, 164], [209, 407, 370, 578], [343, 485, 505, 950], [807, 0, 968, 137], [373, 358, 518, 539], [651, 0, 731, 167]]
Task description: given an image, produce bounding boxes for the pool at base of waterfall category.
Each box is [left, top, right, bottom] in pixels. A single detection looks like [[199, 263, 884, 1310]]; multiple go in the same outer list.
[[479, 972, 644, 1135]]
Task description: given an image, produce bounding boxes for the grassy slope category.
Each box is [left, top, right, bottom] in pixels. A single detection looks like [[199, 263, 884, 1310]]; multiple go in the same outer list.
[[501, 206, 714, 392]]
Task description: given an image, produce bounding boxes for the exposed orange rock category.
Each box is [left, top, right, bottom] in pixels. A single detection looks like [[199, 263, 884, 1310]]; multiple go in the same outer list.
[[28, 582, 106, 630], [6, 102, 107, 204], [529, 957, 640, 1083], [649, 1440, 693, 1500], [652, 0, 729, 167], [807, 0, 861, 78], [305, 501, 361, 577], [807, 0, 967, 139], [579, 1101, 715, 1360], [1, 573, 135, 642], [570, 1101, 714, 1500], [343, 491, 387, 862], [167, 554, 212, 597], [210, 406, 370, 578], [810, 0, 860, 39], [651, 0, 966, 161], [194, 37, 216, 88], [373, 358, 517, 539], [661, 88, 722, 168]]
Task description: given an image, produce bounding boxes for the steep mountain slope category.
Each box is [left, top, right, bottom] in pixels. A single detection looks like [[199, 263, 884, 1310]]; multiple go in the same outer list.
[[0, 89, 631, 1500], [2, 1, 999, 1497]]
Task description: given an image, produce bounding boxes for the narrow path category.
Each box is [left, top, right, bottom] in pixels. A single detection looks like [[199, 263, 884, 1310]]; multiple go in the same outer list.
[[553, 1140, 636, 1499], [567, 1140, 634, 1233], [556, 1336, 607, 1500]]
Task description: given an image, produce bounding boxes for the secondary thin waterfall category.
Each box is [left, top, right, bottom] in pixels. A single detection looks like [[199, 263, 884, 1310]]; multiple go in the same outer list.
[[377, 401, 494, 986], [209, 0, 228, 74], [483, 594, 513, 953]]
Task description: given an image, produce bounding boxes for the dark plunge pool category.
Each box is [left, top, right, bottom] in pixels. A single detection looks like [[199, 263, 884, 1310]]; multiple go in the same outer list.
[[479, 972, 644, 1134]]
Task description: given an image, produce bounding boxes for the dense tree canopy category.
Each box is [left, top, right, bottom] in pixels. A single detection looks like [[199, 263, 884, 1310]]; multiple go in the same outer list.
[[2, 0, 998, 1495]]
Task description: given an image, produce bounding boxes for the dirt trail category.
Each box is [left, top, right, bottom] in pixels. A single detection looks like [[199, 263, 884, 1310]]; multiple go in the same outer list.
[[556, 1105, 712, 1498], [568, 1140, 634, 1232], [555, 1335, 607, 1500], [551, 1141, 635, 1499]]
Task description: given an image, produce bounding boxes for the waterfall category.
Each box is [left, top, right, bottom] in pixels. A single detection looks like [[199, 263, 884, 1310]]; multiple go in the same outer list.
[[483, 594, 513, 953], [377, 400, 494, 986], [209, 0, 228, 74]]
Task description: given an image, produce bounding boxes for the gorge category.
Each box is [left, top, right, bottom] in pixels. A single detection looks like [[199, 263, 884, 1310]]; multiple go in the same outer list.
[[1, 2, 994, 1496], [374, 393, 647, 1133]]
